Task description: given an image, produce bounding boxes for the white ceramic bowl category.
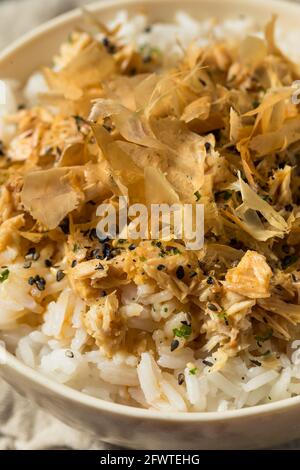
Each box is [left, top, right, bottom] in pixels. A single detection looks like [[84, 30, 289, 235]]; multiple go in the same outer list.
[[1, 0, 300, 450]]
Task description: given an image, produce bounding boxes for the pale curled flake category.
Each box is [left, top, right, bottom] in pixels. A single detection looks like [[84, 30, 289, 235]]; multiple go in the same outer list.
[[229, 107, 243, 143], [101, 292, 119, 332], [230, 174, 289, 241], [89, 99, 165, 150], [44, 42, 116, 100], [70, 259, 108, 280], [144, 166, 180, 205], [224, 250, 272, 299], [181, 95, 211, 123], [21, 168, 84, 230], [0, 214, 25, 251], [258, 297, 300, 326], [249, 116, 300, 157]]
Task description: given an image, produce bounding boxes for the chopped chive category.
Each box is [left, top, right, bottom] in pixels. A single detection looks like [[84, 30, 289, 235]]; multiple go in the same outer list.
[[255, 328, 273, 347], [0, 269, 9, 283], [173, 323, 192, 339]]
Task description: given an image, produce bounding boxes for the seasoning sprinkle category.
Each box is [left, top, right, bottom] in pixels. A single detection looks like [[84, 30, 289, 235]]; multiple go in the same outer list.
[[0, 269, 9, 283], [250, 359, 262, 367], [157, 264, 166, 271], [170, 339, 179, 352], [176, 265, 185, 280], [23, 260, 32, 269], [56, 270, 65, 282], [177, 373, 185, 385], [203, 359, 213, 367], [65, 350, 74, 358], [207, 303, 218, 311]]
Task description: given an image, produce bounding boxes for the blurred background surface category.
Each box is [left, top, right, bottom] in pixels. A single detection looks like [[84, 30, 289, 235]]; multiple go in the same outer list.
[[0, 0, 91, 50]]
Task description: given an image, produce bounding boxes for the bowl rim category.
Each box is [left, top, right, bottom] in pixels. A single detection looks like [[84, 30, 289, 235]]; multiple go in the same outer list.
[[1, 0, 300, 422]]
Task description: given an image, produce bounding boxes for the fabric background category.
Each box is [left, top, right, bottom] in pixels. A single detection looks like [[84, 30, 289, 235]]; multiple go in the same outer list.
[[0, 0, 299, 450]]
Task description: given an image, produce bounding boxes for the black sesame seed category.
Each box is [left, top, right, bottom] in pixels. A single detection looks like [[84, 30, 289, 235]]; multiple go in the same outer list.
[[202, 359, 213, 367], [59, 218, 70, 235], [207, 303, 218, 311], [189, 270, 197, 278], [35, 280, 46, 291], [56, 270, 65, 282], [23, 260, 32, 269], [128, 244, 136, 251], [65, 350, 74, 358], [95, 263, 104, 271], [90, 248, 102, 259], [0, 141, 5, 156], [157, 264, 166, 271], [207, 276, 214, 285], [28, 276, 35, 286], [177, 373, 185, 385], [170, 339, 179, 352], [285, 204, 293, 212], [176, 265, 185, 280], [102, 243, 112, 260], [99, 290, 107, 297], [250, 359, 262, 367], [35, 275, 45, 285], [205, 142, 211, 153], [71, 260, 77, 268], [24, 248, 40, 261], [144, 25, 152, 33], [44, 259, 52, 267]]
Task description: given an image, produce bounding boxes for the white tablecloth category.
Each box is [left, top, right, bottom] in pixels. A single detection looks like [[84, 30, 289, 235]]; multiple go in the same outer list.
[[0, 0, 299, 450]]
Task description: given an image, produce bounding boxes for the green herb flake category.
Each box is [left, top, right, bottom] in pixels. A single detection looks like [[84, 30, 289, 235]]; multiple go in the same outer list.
[[218, 310, 229, 326], [189, 367, 198, 375], [0, 268, 9, 283], [255, 328, 273, 347], [173, 323, 192, 339]]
